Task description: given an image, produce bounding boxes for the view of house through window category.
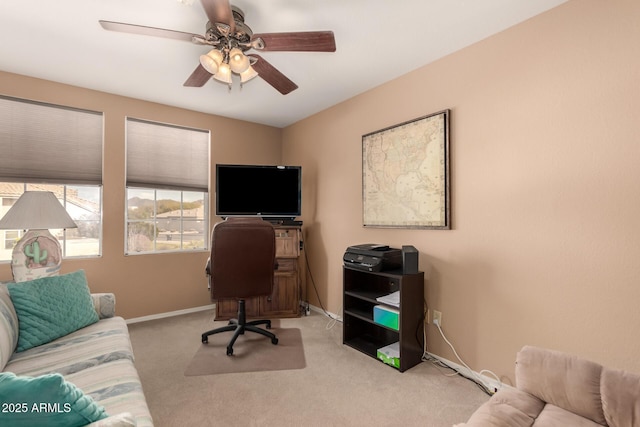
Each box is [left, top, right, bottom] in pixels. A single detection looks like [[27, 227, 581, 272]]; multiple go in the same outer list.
[[126, 188, 207, 254], [125, 117, 209, 255], [0, 183, 102, 261]]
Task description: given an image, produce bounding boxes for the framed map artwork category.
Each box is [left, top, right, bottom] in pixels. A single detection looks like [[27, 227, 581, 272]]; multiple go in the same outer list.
[[362, 109, 450, 229]]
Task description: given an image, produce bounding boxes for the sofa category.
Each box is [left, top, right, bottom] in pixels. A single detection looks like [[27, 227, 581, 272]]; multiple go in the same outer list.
[[457, 345, 640, 427], [0, 270, 153, 426]]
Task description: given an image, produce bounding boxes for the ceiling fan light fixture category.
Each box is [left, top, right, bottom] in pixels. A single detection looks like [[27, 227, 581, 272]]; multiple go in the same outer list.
[[240, 65, 259, 84], [199, 55, 218, 74], [213, 62, 232, 84], [200, 48, 223, 74], [229, 47, 250, 73]]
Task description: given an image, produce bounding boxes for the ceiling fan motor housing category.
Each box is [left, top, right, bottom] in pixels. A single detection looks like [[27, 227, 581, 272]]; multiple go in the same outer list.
[[205, 5, 252, 51]]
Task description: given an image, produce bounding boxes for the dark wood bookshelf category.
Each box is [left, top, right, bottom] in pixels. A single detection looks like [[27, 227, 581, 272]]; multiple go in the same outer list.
[[343, 266, 424, 372]]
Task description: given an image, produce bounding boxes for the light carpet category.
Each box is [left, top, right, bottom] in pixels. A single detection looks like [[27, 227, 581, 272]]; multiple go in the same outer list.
[[128, 310, 489, 426]]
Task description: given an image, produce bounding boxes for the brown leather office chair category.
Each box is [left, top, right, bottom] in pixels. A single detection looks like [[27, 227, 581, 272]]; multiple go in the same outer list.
[[201, 217, 279, 356]]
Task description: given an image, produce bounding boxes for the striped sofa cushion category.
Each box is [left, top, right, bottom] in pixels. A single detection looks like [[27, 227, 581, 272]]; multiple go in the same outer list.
[[66, 359, 153, 427], [0, 283, 19, 371], [5, 317, 134, 377]]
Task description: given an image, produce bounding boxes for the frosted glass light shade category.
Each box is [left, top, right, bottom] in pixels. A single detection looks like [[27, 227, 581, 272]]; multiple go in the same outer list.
[[240, 65, 259, 83], [0, 191, 77, 230], [229, 48, 250, 74], [199, 55, 219, 74], [199, 49, 223, 74], [214, 62, 232, 84]]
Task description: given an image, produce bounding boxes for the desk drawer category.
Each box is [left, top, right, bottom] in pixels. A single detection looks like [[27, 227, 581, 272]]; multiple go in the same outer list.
[[276, 258, 296, 272], [275, 229, 300, 257]]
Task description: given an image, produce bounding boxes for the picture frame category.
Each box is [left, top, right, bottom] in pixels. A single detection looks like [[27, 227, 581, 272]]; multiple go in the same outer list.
[[362, 109, 450, 229]]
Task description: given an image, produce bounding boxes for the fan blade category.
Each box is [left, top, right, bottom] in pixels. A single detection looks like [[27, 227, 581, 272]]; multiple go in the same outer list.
[[184, 64, 212, 87], [252, 31, 336, 52], [249, 55, 298, 95], [200, 0, 235, 34], [99, 20, 200, 42]]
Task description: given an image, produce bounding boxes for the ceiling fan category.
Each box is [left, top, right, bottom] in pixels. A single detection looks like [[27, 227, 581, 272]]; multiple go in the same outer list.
[[99, 0, 336, 95]]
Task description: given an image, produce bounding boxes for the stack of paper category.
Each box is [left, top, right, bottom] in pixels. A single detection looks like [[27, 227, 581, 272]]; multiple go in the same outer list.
[[376, 291, 399, 307]]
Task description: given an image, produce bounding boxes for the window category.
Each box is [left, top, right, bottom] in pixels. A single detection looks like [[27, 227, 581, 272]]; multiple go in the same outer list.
[[125, 118, 209, 255], [0, 184, 102, 260], [126, 188, 207, 253], [0, 96, 103, 261], [3, 230, 20, 251]]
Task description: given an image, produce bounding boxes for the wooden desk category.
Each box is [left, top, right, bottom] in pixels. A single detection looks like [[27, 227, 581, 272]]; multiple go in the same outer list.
[[215, 225, 302, 319]]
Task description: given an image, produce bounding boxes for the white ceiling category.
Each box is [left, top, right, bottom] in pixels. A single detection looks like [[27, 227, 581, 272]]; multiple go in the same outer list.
[[0, 0, 567, 128]]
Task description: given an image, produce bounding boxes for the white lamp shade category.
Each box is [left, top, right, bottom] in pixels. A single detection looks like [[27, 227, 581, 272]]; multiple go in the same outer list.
[[199, 49, 223, 74], [213, 62, 232, 84], [229, 48, 250, 74], [240, 65, 259, 83], [0, 191, 77, 230]]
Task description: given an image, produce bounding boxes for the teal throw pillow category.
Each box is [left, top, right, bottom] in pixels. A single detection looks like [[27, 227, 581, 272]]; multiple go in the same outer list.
[[8, 270, 99, 352], [0, 372, 108, 427]]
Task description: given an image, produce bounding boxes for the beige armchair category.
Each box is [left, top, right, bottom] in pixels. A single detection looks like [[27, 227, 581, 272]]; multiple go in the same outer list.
[[458, 346, 640, 426]]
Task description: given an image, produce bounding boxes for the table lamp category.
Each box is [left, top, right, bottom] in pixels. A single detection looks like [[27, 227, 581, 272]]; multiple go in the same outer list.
[[0, 191, 77, 282]]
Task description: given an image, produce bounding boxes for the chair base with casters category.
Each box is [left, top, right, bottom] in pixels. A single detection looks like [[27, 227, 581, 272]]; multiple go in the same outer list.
[[201, 300, 279, 356]]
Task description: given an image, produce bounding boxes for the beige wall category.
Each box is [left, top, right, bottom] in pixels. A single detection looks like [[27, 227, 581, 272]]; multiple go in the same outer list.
[[283, 0, 640, 381], [0, 72, 282, 319], [2, 0, 639, 382]]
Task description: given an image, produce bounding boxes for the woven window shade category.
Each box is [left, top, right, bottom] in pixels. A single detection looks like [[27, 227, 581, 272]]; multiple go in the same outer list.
[[0, 96, 103, 185], [126, 118, 209, 192]]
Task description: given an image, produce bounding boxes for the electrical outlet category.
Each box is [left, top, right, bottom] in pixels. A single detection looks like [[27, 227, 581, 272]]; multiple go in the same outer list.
[[432, 310, 442, 326], [301, 302, 311, 316]]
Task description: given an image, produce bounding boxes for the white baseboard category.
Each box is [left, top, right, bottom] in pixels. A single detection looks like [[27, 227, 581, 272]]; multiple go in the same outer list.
[[126, 304, 215, 324], [128, 302, 335, 325], [308, 303, 342, 321]]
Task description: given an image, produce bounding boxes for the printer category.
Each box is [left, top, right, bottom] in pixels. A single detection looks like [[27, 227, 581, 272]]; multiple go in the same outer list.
[[343, 244, 402, 272]]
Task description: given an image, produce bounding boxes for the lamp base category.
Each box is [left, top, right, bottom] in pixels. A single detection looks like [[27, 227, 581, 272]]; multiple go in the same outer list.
[[11, 229, 63, 283]]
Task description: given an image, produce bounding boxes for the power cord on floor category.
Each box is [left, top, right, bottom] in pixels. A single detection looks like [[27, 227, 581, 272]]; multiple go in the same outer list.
[[323, 305, 342, 330], [422, 302, 501, 397], [301, 232, 342, 327]]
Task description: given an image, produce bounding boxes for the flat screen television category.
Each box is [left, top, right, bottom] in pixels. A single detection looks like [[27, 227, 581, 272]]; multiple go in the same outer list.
[[215, 164, 302, 220]]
